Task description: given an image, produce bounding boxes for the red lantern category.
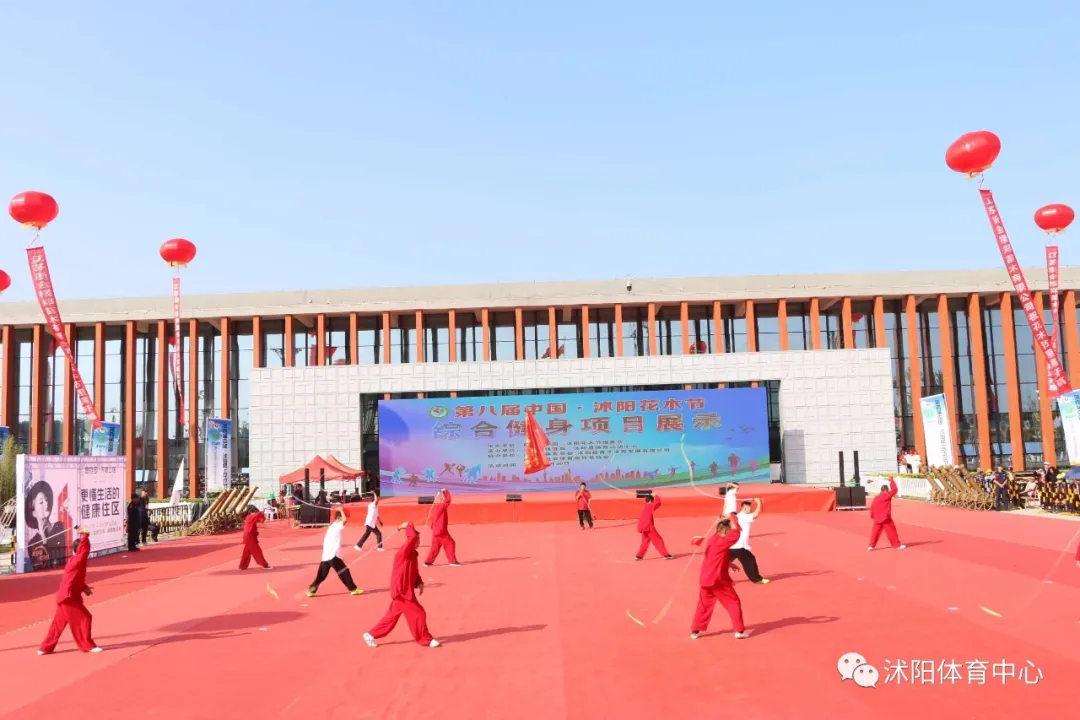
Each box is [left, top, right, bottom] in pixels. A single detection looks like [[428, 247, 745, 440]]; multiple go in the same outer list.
[[0, 270, 10, 295], [1034, 204, 1075, 234], [8, 191, 59, 230], [945, 131, 1001, 177], [160, 238, 197, 268]]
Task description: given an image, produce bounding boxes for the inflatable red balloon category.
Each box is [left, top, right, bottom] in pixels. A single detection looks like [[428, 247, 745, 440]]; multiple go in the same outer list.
[[1034, 204, 1075, 234], [0, 270, 11, 295], [8, 191, 59, 230], [945, 131, 1002, 177], [160, 238, 197, 267]]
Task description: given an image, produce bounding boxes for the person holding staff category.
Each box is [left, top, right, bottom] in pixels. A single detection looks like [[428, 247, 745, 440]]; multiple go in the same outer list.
[[425, 489, 461, 566], [868, 477, 906, 551], [39, 528, 102, 654], [730, 498, 769, 584], [575, 482, 594, 529], [239, 506, 272, 570], [364, 521, 440, 648], [354, 491, 384, 551], [308, 509, 363, 597], [690, 514, 750, 640], [635, 492, 674, 560]]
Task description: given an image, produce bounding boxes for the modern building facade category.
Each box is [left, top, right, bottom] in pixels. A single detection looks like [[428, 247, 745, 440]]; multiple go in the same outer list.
[[1, 266, 1076, 498]]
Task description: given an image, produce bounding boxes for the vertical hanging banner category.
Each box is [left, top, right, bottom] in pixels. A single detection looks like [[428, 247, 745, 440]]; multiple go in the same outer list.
[[205, 418, 232, 493], [920, 394, 955, 467], [26, 248, 101, 427], [1046, 245, 1061, 359], [979, 190, 1071, 396], [90, 422, 122, 456], [171, 276, 185, 424], [1056, 390, 1080, 466], [170, 458, 186, 506]]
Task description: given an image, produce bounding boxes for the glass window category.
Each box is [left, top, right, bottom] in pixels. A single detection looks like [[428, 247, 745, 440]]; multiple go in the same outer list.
[[294, 325, 314, 367], [754, 304, 780, 352], [14, 330, 33, 448], [489, 312, 516, 361], [588, 308, 616, 358], [74, 329, 95, 455], [391, 315, 417, 364], [134, 325, 160, 496], [421, 314, 450, 363], [687, 305, 714, 355], [982, 304, 1012, 467], [555, 308, 582, 359], [786, 302, 811, 351], [1012, 302, 1041, 467], [262, 320, 285, 368], [167, 323, 191, 495], [455, 312, 483, 362], [852, 301, 876, 349], [230, 321, 254, 478], [43, 331, 66, 455], [521, 311, 550, 360], [916, 300, 944, 397], [721, 306, 748, 353], [655, 307, 683, 356], [820, 304, 844, 349], [325, 317, 349, 365], [950, 301, 979, 469], [621, 307, 649, 357], [884, 301, 913, 456], [357, 316, 383, 365]]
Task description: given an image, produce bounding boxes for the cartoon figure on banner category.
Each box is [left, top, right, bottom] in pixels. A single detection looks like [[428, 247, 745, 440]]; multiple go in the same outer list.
[[466, 464, 482, 483], [423, 468, 437, 483], [23, 472, 70, 570]]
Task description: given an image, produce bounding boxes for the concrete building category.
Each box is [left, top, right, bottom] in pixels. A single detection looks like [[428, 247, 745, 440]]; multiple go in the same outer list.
[[1, 266, 1075, 497]]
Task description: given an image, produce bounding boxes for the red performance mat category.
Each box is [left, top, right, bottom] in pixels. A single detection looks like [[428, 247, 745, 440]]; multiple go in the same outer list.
[[1, 504, 1078, 719]]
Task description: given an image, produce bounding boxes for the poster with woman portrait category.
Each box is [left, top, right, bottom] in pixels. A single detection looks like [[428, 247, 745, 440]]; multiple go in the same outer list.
[[16, 458, 75, 571]]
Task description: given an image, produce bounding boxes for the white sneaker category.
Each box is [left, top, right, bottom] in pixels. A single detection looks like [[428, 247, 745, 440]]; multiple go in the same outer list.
[[90, 647, 104, 653], [428, 639, 441, 648], [363, 633, 378, 648], [263, 566, 273, 570], [37, 650, 46, 656], [734, 631, 751, 639], [449, 563, 463, 567], [867, 547, 874, 551], [376, 547, 385, 552], [898, 545, 907, 550], [690, 632, 700, 640], [423, 562, 433, 567]]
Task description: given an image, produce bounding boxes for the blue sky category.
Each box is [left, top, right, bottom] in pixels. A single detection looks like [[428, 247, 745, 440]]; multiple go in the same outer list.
[[2, 2, 1078, 301]]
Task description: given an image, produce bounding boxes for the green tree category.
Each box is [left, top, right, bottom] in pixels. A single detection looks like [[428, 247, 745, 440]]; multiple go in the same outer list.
[[0, 436, 25, 505]]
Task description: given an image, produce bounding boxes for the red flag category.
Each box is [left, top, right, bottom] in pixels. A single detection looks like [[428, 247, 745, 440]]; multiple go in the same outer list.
[[523, 411, 552, 475]]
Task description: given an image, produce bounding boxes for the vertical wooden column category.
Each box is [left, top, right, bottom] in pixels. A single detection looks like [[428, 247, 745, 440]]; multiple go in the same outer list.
[[220, 318, 231, 420], [712, 301, 724, 353], [581, 306, 591, 358], [809, 298, 822, 350], [514, 308, 524, 360], [316, 314, 326, 366], [680, 302, 690, 354], [1064, 291, 1080, 389], [123, 322, 136, 495], [0, 326, 13, 428], [348, 313, 358, 365], [548, 307, 557, 358], [30, 325, 45, 455], [745, 301, 757, 352], [481, 309, 490, 361], [156, 320, 169, 499], [647, 303, 657, 356], [777, 300, 789, 351], [905, 296, 926, 462], [936, 295, 962, 462], [188, 319, 198, 497], [94, 323, 105, 419], [999, 294, 1025, 470], [841, 297, 854, 349], [415, 311, 425, 363], [283, 316, 295, 367], [62, 323, 74, 455], [873, 297, 886, 349], [252, 316, 263, 369], [382, 313, 392, 364], [967, 294, 992, 469], [1033, 293, 1057, 465], [614, 304, 624, 356], [448, 310, 457, 362]]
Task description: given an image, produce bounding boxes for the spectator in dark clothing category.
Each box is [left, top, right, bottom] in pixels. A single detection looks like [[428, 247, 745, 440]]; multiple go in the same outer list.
[[138, 491, 152, 545], [126, 495, 141, 552]]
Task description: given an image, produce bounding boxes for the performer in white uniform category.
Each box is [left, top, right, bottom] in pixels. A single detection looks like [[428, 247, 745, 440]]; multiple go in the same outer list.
[[728, 498, 769, 584], [722, 482, 739, 516], [308, 509, 364, 597], [354, 492, 384, 551]]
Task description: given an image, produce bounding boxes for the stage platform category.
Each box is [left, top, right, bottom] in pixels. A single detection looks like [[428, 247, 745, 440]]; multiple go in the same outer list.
[[339, 484, 837, 526]]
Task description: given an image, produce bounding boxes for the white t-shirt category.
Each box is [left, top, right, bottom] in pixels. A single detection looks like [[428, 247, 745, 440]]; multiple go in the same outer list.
[[364, 501, 379, 528], [732, 511, 755, 551], [321, 521, 345, 562], [723, 489, 738, 516]]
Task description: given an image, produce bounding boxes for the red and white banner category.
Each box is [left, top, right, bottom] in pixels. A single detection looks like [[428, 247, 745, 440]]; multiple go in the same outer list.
[[26, 247, 101, 428], [980, 189, 1071, 396], [1046, 245, 1061, 360], [172, 276, 185, 425]]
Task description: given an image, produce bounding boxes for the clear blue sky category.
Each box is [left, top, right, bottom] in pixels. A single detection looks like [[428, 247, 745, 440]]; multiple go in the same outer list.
[[2, 1, 1078, 302]]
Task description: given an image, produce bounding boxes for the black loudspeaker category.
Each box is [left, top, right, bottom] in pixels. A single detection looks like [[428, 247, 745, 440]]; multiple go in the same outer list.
[[834, 486, 868, 511], [853, 451, 861, 484], [635, 490, 653, 499], [838, 451, 846, 487], [417, 496, 435, 505], [505, 494, 523, 502]]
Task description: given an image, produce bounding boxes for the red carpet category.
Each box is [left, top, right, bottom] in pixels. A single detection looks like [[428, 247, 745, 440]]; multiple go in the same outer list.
[[1, 501, 1079, 719], [345, 484, 836, 526]]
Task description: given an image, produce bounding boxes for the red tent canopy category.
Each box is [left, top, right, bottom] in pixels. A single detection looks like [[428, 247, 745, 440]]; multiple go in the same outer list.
[[325, 455, 364, 479], [278, 456, 354, 484]]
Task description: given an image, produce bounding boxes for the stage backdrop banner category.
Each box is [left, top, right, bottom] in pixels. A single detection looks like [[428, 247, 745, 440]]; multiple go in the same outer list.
[[378, 387, 770, 496], [90, 422, 122, 456], [920, 394, 955, 467], [205, 418, 232, 493], [15, 455, 126, 573], [0, 426, 8, 444], [1056, 390, 1080, 465]]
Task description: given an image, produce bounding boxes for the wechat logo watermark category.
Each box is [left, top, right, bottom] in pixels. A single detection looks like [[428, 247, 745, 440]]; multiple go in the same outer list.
[[838, 652, 879, 688]]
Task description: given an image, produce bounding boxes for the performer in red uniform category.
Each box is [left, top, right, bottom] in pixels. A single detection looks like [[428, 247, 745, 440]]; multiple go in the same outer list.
[[364, 522, 440, 648], [425, 489, 461, 566], [39, 528, 101, 654], [635, 492, 674, 560], [576, 482, 594, 529], [690, 514, 750, 640], [868, 477, 906, 551], [240, 507, 272, 570]]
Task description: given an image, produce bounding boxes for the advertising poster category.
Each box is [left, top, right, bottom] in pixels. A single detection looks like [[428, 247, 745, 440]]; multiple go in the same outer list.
[[1056, 390, 1080, 465], [205, 418, 232, 493], [90, 422, 122, 456], [378, 387, 770, 496], [920, 394, 955, 468]]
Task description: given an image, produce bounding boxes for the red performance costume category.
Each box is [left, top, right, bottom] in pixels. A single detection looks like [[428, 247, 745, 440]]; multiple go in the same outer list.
[[425, 490, 459, 566], [365, 522, 437, 647], [869, 477, 905, 550], [239, 510, 271, 569], [40, 531, 99, 654], [635, 493, 673, 560], [690, 514, 747, 638]]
